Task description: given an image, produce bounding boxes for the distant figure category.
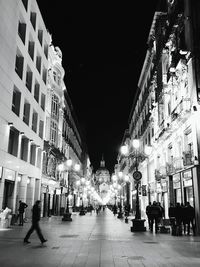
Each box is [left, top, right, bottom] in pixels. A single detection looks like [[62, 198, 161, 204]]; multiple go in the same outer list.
[[24, 200, 47, 244], [146, 202, 152, 230], [18, 200, 28, 226]]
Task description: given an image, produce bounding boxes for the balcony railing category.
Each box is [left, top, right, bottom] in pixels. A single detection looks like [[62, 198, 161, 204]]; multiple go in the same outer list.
[[173, 157, 183, 171], [183, 151, 193, 166]]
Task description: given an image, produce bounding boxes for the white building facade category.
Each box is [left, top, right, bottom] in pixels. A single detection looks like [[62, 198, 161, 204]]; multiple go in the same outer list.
[[118, 1, 200, 234], [0, 0, 50, 218]]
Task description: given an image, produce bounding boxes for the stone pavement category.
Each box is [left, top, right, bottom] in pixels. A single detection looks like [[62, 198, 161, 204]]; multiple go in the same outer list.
[[0, 208, 200, 267]]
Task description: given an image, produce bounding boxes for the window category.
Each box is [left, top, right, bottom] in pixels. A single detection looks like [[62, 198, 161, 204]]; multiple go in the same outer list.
[[42, 67, 47, 84], [28, 40, 34, 60], [15, 51, 24, 79], [25, 67, 33, 92], [18, 21, 26, 44], [34, 82, 40, 102], [50, 120, 58, 146], [22, 0, 28, 10], [23, 100, 30, 125], [37, 148, 42, 168], [44, 42, 48, 59], [30, 143, 36, 165], [20, 136, 28, 161], [38, 29, 43, 46], [36, 55, 41, 73], [8, 128, 19, 157], [51, 94, 59, 121], [41, 93, 45, 111], [39, 120, 44, 139], [12, 86, 21, 116], [30, 12, 36, 30], [32, 110, 38, 133]]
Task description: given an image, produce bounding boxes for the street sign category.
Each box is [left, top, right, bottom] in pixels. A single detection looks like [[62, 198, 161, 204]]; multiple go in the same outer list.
[[133, 171, 142, 182]]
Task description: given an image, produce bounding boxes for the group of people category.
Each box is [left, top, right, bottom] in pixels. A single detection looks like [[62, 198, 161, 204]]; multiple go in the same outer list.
[[146, 201, 164, 233], [146, 201, 195, 235], [169, 202, 195, 236]]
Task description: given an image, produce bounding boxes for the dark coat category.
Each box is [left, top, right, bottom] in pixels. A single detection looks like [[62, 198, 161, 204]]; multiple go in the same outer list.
[[18, 202, 28, 213], [32, 203, 41, 223]]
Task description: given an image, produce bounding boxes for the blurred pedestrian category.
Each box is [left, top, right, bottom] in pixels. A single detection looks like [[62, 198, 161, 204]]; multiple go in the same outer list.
[[175, 202, 182, 236], [149, 201, 161, 233], [18, 200, 28, 226], [146, 202, 152, 230], [24, 200, 47, 244], [185, 202, 195, 235], [169, 202, 176, 235]]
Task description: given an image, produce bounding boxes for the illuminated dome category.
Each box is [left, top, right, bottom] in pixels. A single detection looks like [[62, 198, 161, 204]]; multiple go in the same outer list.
[[95, 156, 110, 184]]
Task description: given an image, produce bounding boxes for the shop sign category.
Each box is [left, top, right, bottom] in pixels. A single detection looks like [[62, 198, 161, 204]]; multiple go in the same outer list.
[[56, 188, 61, 195], [149, 182, 155, 194], [173, 173, 180, 182], [4, 168, 15, 181], [183, 179, 192, 187], [173, 181, 181, 189], [182, 169, 192, 180], [161, 181, 168, 192], [156, 183, 162, 193], [142, 185, 147, 196]]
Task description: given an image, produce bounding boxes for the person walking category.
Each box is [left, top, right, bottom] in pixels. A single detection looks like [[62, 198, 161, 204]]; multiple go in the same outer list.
[[18, 200, 28, 226], [24, 200, 47, 244]]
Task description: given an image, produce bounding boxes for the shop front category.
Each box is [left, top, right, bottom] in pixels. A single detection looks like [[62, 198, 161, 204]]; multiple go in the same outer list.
[[182, 169, 194, 207], [173, 173, 182, 204]]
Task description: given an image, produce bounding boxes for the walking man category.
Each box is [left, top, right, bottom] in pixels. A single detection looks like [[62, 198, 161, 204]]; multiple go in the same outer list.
[[18, 200, 28, 226], [24, 200, 47, 244]]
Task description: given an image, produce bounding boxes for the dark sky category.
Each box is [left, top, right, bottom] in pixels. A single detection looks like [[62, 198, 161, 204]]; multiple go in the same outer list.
[[37, 1, 161, 173]]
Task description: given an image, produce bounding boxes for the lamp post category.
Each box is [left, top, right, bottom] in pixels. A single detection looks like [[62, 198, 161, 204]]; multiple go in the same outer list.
[[59, 159, 80, 221], [120, 139, 151, 232]]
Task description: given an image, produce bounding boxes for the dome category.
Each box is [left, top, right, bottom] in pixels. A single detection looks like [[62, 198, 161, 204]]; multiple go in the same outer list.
[[95, 156, 110, 183]]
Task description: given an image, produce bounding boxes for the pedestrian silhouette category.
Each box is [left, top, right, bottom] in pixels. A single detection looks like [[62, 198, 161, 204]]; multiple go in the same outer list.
[[146, 202, 152, 230], [24, 200, 47, 244], [185, 202, 195, 235], [18, 200, 28, 226], [149, 201, 161, 233]]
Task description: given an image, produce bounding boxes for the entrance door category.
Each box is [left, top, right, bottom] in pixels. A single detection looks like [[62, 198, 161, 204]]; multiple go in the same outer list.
[[3, 180, 14, 209]]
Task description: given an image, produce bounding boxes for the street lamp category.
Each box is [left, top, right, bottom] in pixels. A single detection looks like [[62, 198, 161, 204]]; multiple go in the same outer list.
[[120, 139, 151, 232], [59, 159, 81, 221]]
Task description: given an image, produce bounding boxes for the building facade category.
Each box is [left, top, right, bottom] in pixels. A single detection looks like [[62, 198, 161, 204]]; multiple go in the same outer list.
[[118, 0, 200, 234], [0, 0, 50, 218], [0, 0, 89, 220]]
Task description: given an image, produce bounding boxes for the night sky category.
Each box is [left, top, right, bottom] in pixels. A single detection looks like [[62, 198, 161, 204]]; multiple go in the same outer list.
[[37, 1, 162, 173]]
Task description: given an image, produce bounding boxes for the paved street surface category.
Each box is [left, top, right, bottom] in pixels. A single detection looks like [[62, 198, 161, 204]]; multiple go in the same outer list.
[[0, 208, 200, 267]]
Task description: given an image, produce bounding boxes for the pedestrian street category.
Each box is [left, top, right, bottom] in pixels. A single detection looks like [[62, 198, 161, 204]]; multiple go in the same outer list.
[[0, 208, 200, 267]]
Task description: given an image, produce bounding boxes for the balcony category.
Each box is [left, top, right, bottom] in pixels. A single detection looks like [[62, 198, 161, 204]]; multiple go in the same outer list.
[[173, 157, 183, 171], [183, 151, 193, 166], [166, 163, 175, 175], [171, 98, 191, 122]]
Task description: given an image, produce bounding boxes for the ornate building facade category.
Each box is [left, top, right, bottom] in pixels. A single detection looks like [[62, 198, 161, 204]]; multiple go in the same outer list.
[[118, 0, 200, 234]]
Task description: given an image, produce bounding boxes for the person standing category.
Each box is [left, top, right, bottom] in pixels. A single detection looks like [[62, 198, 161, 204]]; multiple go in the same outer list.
[[24, 200, 47, 244], [185, 202, 195, 235], [18, 200, 28, 226], [146, 202, 152, 230], [149, 201, 161, 233]]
